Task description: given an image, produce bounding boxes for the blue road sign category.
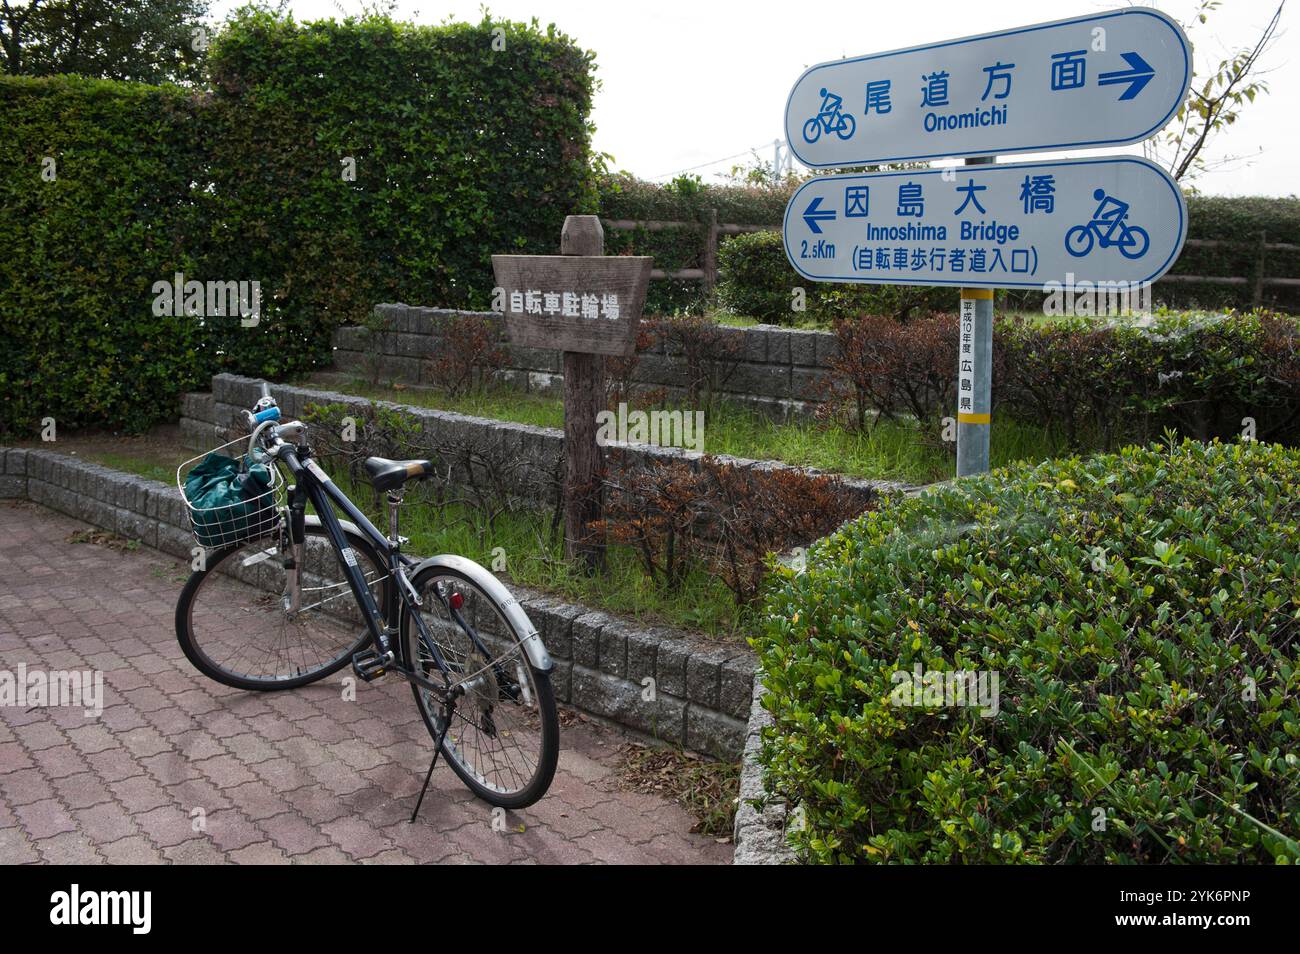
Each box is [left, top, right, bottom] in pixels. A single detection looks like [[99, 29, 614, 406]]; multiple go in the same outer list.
[[785, 8, 1191, 167], [782, 157, 1187, 289]]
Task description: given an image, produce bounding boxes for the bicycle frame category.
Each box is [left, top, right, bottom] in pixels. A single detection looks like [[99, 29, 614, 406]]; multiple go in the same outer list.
[[246, 414, 550, 682], [274, 447, 460, 695]]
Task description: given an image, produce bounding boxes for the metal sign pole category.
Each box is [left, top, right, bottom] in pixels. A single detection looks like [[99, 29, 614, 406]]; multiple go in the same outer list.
[[958, 156, 994, 478], [957, 287, 993, 477]]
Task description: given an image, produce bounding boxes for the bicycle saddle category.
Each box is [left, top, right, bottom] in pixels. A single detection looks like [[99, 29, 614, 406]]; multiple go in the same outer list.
[[363, 456, 434, 493]]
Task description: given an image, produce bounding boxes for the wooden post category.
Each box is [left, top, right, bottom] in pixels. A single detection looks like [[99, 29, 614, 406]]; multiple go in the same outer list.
[[559, 215, 606, 572], [1253, 230, 1267, 309], [703, 208, 719, 295], [492, 219, 650, 574]]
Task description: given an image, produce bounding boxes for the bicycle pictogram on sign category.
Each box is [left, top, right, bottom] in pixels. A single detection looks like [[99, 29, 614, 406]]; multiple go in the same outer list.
[[1065, 188, 1150, 259], [803, 88, 856, 144]]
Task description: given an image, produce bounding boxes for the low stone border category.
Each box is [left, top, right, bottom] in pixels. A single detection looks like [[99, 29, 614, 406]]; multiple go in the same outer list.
[[179, 374, 898, 511], [0, 446, 752, 759], [333, 303, 838, 420], [732, 673, 798, 864]]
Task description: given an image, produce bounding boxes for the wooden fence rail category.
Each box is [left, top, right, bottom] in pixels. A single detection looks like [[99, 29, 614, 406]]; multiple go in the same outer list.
[[604, 214, 1298, 306]]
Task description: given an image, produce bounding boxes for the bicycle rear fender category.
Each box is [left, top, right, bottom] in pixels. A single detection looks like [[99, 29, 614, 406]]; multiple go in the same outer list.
[[409, 554, 554, 673]]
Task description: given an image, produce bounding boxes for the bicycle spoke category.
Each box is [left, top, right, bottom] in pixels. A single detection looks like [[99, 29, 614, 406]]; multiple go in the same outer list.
[[182, 531, 379, 686], [407, 574, 549, 798]]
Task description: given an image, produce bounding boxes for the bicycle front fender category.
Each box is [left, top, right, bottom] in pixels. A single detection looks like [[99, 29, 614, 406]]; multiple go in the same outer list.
[[409, 554, 554, 673]]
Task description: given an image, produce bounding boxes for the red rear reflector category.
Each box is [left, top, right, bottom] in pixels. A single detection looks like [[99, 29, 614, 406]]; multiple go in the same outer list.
[[449, 592, 464, 610]]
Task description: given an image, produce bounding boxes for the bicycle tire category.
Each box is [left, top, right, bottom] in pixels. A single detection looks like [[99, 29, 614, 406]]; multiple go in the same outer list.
[[175, 522, 386, 691], [401, 564, 559, 809], [1065, 225, 1094, 257]]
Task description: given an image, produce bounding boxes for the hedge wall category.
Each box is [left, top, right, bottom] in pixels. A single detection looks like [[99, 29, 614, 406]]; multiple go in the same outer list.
[[0, 12, 597, 438], [598, 174, 793, 315], [1170, 196, 1300, 312], [757, 438, 1300, 863], [0, 76, 210, 436]]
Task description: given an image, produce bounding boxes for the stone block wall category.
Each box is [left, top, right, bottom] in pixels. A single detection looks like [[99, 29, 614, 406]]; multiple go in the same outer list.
[[331, 304, 839, 419]]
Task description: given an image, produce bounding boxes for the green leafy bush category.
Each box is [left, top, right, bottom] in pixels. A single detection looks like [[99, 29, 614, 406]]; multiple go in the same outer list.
[[998, 311, 1300, 447], [756, 438, 1300, 863], [0, 12, 597, 438], [714, 230, 798, 322], [717, 230, 955, 325], [816, 310, 1300, 448], [0, 75, 209, 436]]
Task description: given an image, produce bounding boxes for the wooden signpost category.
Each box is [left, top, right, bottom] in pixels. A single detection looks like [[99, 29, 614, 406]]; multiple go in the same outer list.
[[492, 216, 652, 570]]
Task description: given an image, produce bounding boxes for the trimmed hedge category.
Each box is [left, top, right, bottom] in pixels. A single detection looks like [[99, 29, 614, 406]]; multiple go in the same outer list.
[[1172, 197, 1300, 311], [756, 438, 1300, 864], [819, 310, 1300, 448], [598, 174, 793, 315], [0, 12, 596, 438], [0, 75, 210, 436], [718, 230, 955, 324]]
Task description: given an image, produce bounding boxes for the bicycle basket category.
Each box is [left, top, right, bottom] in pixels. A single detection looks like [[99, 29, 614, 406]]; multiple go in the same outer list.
[[177, 438, 284, 550]]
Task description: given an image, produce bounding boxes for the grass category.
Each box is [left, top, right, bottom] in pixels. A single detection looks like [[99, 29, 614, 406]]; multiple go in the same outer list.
[[322, 378, 565, 429], [316, 376, 1070, 485], [83, 451, 177, 486], [325, 469, 749, 639]]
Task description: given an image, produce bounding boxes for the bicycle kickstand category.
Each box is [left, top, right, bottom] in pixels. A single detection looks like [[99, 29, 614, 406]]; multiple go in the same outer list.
[[410, 698, 456, 823]]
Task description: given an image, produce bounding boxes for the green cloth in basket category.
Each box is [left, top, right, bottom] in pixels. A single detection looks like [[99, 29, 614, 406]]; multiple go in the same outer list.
[[185, 452, 275, 549]]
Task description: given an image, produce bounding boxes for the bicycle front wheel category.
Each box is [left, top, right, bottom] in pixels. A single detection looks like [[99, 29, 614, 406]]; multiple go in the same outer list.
[[401, 564, 558, 809], [175, 522, 386, 690]]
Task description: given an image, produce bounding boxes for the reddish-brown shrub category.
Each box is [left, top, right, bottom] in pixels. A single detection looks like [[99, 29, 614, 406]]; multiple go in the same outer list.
[[424, 312, 508, 397], [598, 455, 871, 603]]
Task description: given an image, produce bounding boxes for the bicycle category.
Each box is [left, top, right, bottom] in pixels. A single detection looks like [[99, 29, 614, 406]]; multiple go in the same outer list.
[[802, 87, 856, 144], [174, 384, 559, 811], [1064, 189, 1150, 260]]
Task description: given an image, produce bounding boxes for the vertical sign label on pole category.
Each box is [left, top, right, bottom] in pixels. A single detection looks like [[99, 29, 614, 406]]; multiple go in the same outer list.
[[957, 288, 993, 477]]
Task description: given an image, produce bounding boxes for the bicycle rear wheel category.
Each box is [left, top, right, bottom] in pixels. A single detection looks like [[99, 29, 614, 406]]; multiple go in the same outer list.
[[401, 565, 558, 809], [175, 522, 386, 690]]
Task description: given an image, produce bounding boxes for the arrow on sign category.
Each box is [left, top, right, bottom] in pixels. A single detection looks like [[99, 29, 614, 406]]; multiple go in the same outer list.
[[1098, 51, 1156, 101], [802, 196, 836, 233]]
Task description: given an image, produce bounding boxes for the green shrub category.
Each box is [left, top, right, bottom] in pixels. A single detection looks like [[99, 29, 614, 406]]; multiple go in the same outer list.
[[0, 12, 597, 438], [997, 311, 1300, 447], [598, 174, 794, 316], [814, 310, 1300, 448], [756, 438, 1300, 863], [0, 75, 209, 436], [715, 231, 798, 322], [716, 230, 954, 325]]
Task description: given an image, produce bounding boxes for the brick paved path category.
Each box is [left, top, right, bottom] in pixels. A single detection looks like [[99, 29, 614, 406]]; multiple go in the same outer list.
[[0, 502, 731, 864]]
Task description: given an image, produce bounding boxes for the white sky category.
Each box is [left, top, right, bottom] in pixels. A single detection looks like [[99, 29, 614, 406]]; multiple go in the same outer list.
[[210, 0, 1297, 196]]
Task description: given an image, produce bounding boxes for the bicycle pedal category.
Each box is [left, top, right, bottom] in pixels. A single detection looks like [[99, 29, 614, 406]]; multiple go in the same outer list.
[[351, 648, 393, 683]]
